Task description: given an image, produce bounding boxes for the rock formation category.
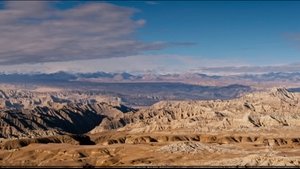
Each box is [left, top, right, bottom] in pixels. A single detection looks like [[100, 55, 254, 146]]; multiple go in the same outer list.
[[90, 87, 300, 134], [1, 87, 300, 167], [0, 89, 129, 138]]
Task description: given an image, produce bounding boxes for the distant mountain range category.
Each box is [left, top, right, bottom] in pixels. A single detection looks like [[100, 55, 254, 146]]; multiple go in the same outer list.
[[1, 71, 300, 87], [0, 71, 256, 106]]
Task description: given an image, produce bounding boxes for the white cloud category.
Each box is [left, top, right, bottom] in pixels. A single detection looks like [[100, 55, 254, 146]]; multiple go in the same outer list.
[[1, 53, 298, 75], [0, 1, 170, 65], [0, 54, 247, 74]]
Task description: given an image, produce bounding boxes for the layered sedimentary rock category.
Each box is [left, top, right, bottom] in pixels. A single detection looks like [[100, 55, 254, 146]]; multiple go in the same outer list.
[[2, 88, 300, 167], [0, 89, 128, 138], [91, 88, 300, 134]]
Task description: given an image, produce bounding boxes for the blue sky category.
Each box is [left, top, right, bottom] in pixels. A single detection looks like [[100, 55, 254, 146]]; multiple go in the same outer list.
[[53, 1, 300, 64], [114, 1, 300, 65], [0, 1, 300, 74]]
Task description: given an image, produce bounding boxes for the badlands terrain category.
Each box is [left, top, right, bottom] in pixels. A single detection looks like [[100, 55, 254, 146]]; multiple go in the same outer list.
[[1, 86, 300, 166]]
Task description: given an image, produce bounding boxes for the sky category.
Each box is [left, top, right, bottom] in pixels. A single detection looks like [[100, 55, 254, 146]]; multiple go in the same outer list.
[[0, 1, 300, 74]]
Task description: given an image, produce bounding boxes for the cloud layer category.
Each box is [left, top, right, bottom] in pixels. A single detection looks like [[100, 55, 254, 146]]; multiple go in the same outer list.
[[0, 54, 249, 74], [0, 1, 170, 65]]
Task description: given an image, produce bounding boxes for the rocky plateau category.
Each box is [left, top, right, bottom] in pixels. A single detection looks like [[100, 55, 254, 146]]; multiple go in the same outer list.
[[1, 87, 300, 167]]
